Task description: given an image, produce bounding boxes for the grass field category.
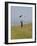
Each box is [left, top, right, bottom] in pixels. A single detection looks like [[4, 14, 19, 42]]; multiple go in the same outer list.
[[11, 23, 32, 39]]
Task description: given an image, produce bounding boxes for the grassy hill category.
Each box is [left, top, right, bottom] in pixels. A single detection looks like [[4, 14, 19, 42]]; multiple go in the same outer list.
[[11, 23, 32, 39]]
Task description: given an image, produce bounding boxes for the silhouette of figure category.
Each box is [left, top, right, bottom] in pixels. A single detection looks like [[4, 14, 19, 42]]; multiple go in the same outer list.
[[19, 15, 23, 28]]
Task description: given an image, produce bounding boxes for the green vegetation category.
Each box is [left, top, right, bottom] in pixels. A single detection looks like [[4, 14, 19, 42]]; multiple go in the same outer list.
[[11, 23, 32, 39]]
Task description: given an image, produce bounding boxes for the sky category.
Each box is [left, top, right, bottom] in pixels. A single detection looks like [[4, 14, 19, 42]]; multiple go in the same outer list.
[[11, 6, 32, 26]]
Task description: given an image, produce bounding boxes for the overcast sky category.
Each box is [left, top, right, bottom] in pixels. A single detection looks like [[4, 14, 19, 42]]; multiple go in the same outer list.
[[11, 6, 32, 26]]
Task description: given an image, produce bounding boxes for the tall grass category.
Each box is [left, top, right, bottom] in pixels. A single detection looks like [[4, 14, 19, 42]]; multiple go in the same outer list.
[[11, 23, 32, 39]]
